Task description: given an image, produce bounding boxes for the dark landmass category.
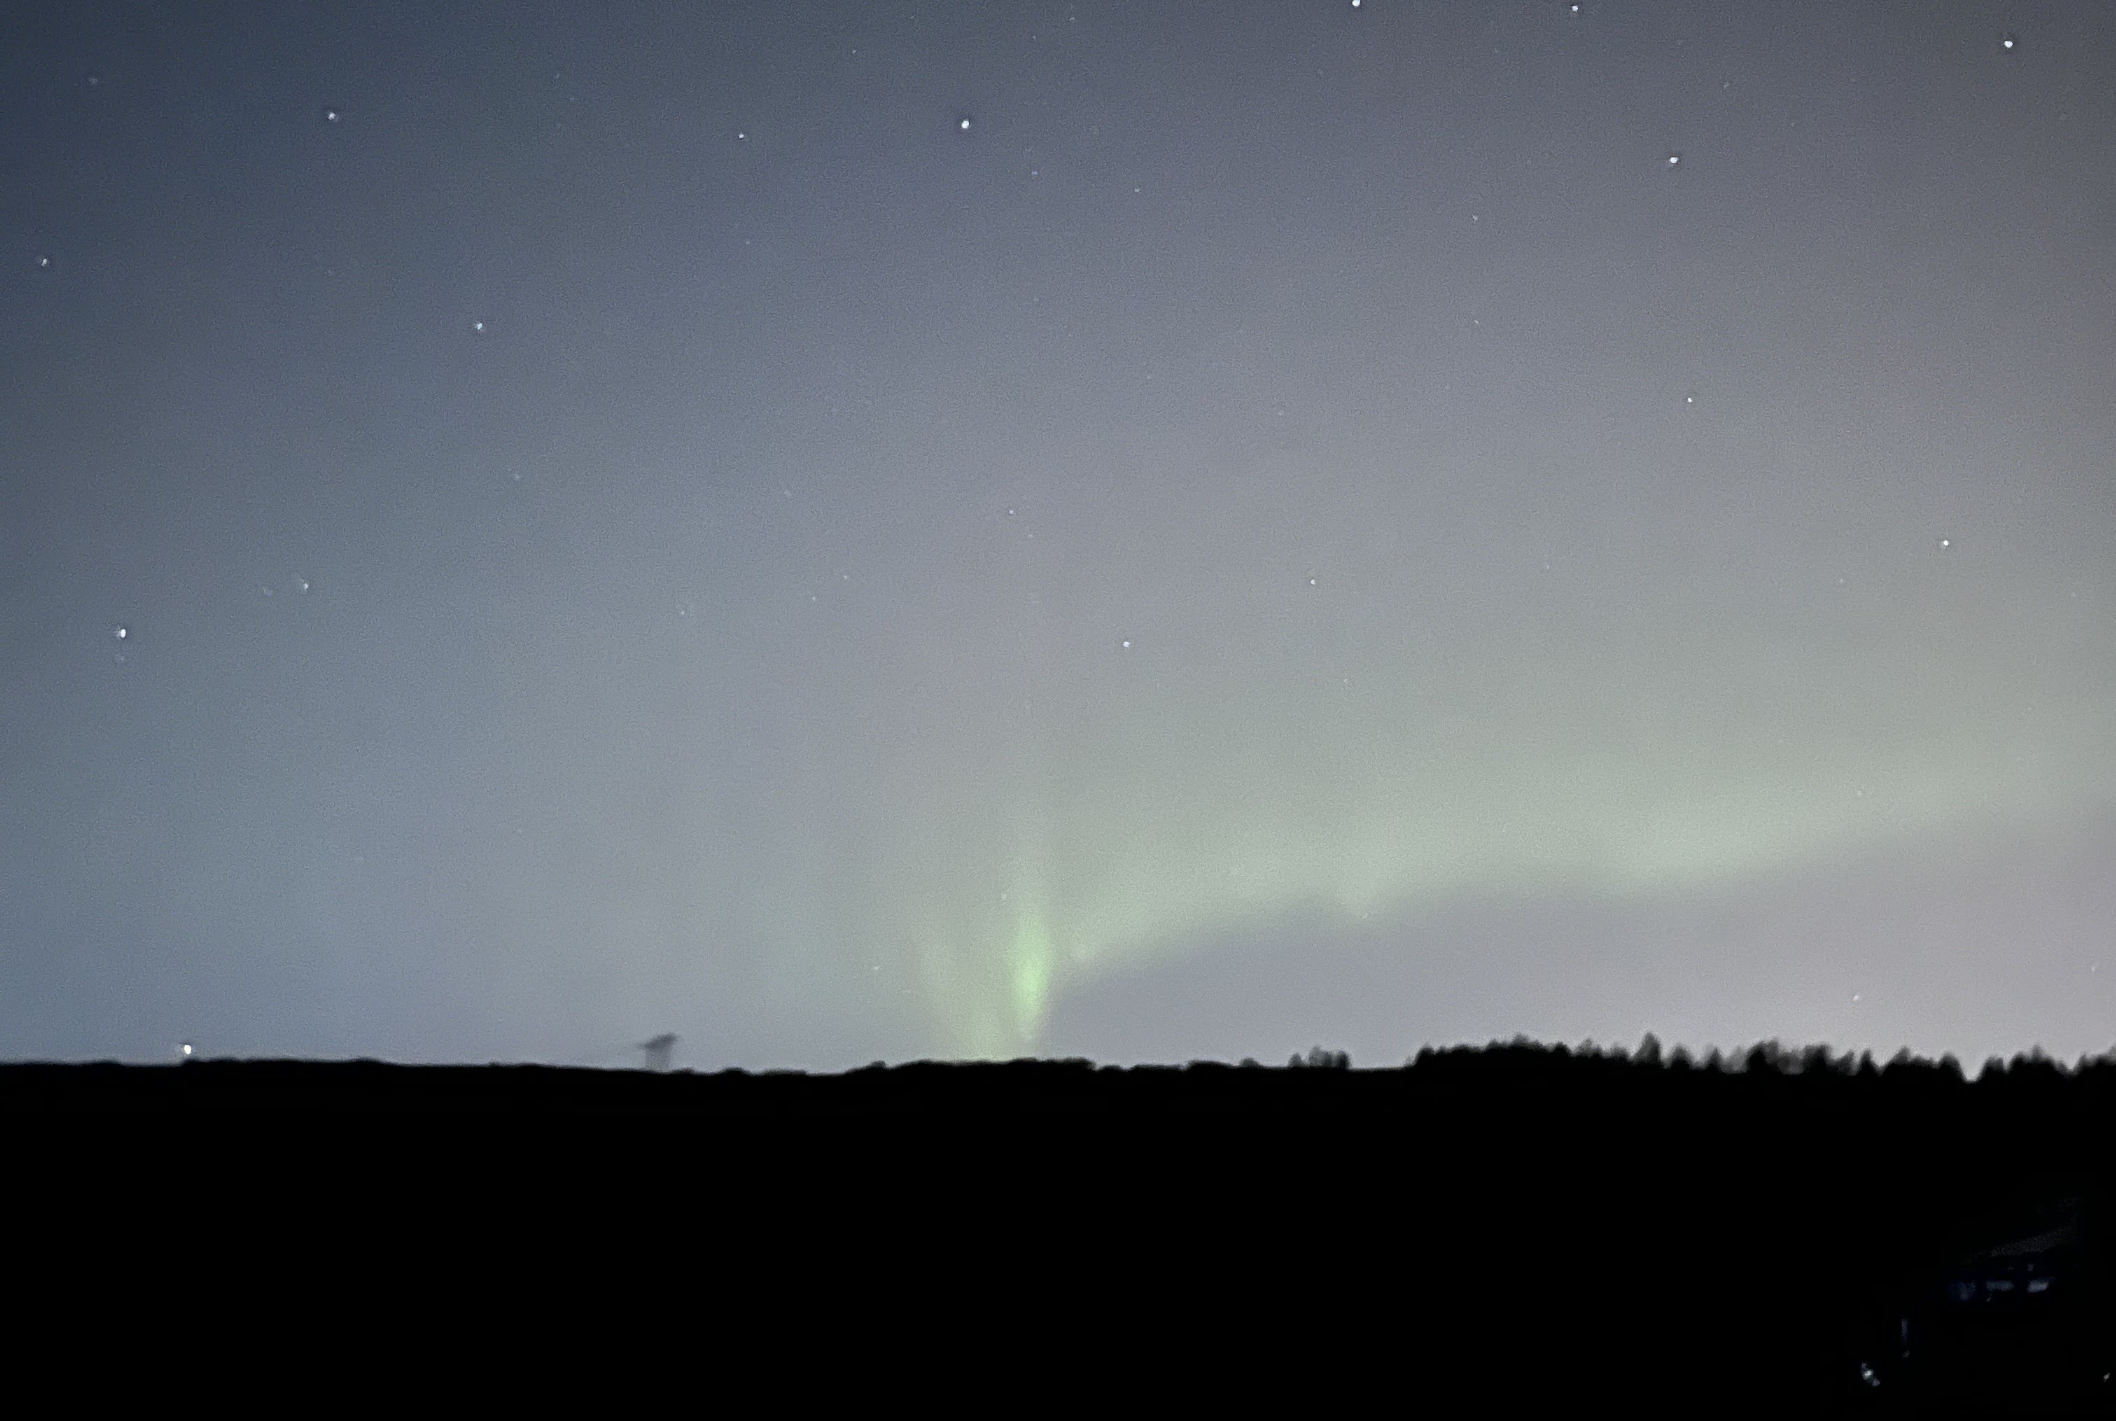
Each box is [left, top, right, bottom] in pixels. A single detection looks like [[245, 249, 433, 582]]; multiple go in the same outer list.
[[11, 1042, 2111, 1412]]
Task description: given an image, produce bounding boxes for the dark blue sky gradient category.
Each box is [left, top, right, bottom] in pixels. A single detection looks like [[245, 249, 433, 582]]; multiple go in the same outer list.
[[4, 2, 2114, 1067]]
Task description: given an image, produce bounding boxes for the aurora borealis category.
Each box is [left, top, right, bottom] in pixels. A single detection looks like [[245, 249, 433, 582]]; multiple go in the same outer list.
[[5, 2, 2114, 1067]]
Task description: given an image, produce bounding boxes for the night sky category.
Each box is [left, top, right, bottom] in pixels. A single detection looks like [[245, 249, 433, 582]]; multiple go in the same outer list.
[[5, 2, 2114, 1069]]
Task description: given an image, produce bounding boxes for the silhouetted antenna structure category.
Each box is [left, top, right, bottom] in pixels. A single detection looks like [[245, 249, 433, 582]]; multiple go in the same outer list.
[[640, 1033, 678, 1072]]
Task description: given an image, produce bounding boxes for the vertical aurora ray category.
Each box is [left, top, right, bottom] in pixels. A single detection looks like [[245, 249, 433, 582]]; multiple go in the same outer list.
[[1008, 903, 1055, 1047]]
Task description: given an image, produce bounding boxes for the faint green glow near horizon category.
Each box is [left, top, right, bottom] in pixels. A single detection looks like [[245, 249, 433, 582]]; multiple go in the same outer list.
[[882, 569, 2116, 1059]]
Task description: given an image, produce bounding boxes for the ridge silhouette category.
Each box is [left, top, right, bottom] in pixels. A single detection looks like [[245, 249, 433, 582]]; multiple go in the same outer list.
[[8, 1040, 2110, 1410]]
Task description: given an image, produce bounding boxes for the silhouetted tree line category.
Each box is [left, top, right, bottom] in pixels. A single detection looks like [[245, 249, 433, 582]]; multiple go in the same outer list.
[[5, 1040, 2111, 1411]]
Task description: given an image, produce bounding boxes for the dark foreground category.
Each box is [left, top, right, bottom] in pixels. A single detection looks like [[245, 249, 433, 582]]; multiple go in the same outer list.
[[10, 1044, 2112, 1412]]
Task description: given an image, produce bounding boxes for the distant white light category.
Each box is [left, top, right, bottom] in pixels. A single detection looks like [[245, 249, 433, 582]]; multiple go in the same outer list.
[[1853, 993, 1862, 1003], [1571, 3, 1579, 10], [1308, 578, 1318, 586], [113, 626, 127, 640], [472, 320, 484, 332], [1120, 639, 1131, 649], [1351, 0, 1360, 7], [326, 109, 339, 122], [1938, 537, 1951, 549], [1685, 394, 1695, 404], [297, 579, 310, 593], [2001, 33, 2016, 50], [737, 131, 745, 139], [180, 1042, 192, 1057], [1666, 152, 1681, 166], [37, 256, 50, 268], [960, 118, 971, 131]]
